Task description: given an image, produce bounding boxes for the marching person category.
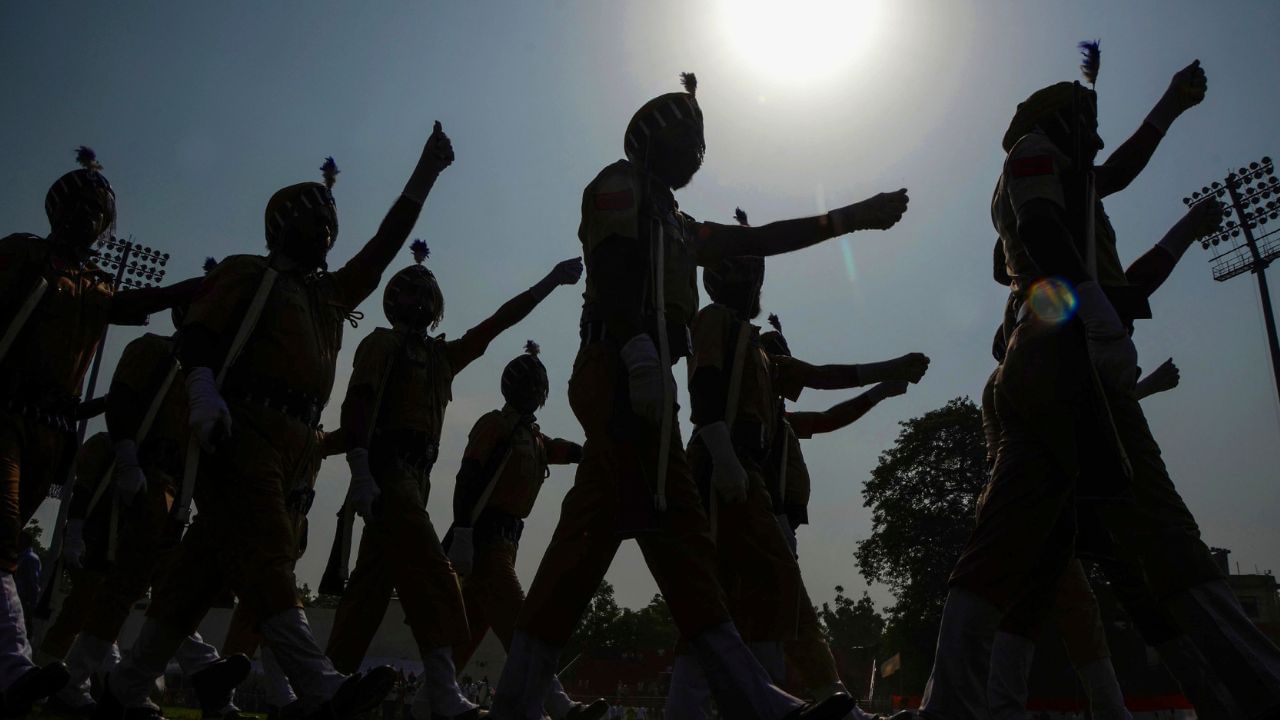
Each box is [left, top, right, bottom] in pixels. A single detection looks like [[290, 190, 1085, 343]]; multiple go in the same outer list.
[[101, 122, 455, 720], [755, 314, 910, 718], [666, 230, 927, 718], [0, 147, 198, 716], [446, 342, 608, 720], [324, 244, 583, 720], [490, 72, 911, 720]]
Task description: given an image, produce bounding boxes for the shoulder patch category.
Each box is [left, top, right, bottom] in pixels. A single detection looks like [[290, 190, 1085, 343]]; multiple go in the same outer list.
[[1010, 155, 1054, 178]]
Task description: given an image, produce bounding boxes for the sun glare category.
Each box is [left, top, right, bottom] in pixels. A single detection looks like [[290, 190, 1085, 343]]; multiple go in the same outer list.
[[720, 0, 882, 87]]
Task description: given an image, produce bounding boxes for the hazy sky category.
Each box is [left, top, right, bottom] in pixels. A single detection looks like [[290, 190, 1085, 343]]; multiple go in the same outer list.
[[4, 1, 1278, 614]]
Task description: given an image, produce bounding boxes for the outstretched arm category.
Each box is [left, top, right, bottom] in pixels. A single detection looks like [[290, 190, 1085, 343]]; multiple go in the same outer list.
[[789, 353, 929, 391], [333, 123, 454, 307], [692, 189, 909, 264], [785, 381, 908, 437], [1096, 61, 1207, 198], [1125, 199, 1223, 298], [110, 275, 203, 325], [445, 258, 582, 373]]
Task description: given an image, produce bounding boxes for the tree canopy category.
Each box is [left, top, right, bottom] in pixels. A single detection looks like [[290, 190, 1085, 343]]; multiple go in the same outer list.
[[854, 397, 987, 690]]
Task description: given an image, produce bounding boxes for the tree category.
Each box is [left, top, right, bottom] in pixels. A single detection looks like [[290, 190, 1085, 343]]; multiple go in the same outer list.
[[564, 582, 680, 661], [854, 397, 987, 690], [818, 586, 885, 655]]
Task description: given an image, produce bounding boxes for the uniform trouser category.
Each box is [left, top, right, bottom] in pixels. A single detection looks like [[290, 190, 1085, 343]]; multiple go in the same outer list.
[[455, 539, 577, 716], [1097, 393, 1222, 600], [0, 412, 70, 688], [40, 569, 104, 660], [456, 539, 523, 669], [81, 472, 180, 644], [515, 343, 729, 646], [146, 404, 315, 634], [225, 599, 298, 709], [687, 444, 801, 645], [326, 461, 469, 674], [949, 319, 1095, 614], [787, 580, 842, 696], [999, 559, 1110, 668]]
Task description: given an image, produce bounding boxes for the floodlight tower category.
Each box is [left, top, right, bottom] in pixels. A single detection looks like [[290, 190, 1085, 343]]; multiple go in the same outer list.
[[1184, 156, 1280, 401]]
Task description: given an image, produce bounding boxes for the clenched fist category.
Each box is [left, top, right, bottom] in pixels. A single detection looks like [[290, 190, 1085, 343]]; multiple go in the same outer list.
[[831, 189, 910, 233]]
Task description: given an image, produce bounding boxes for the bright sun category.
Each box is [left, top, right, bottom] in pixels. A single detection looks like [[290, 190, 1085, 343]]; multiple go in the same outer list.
[[719, 0, 882, 86]]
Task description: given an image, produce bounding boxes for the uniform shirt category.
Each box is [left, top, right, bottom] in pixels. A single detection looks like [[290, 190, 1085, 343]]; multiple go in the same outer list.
[[688, 303, 806, 444], [457, 408, 579, 521], [348, 328, 454, 441], [776, 420, 812, 524], [343, 315, 508, 450], [991, 132, 1128, 296], [184, 254, 361, 405], [0, 234, 113, 403], [579, 160, 701, 338], [110, 333, 186, 475]]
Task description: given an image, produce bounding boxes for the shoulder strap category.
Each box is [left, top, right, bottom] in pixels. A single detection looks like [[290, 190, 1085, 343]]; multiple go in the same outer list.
[[467, 417, 527, 526]]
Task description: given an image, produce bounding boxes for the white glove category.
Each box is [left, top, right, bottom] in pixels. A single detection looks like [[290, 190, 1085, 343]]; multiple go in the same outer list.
[[186, 367, 232, 451], [63, 519, 85, 569], [620, 334, 666, 425], [448, 527, 475, 576], [345, 448, 380, 518], [1075, 281, 1139, 392], [700, 421, 747, 504], [113, 439, 146, 507], [776, 514, 797, 558]]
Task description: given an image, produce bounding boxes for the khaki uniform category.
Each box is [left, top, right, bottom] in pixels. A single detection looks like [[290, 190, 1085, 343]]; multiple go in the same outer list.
[[63, 335, 187, 649], [0, 234, 113, 573], [763, 420, 844, 695], [325, 329, 465, 673], [148, 252, 368, 634], [948, 133, 1130, 615], [515, 160, 732, 645], [955, 131, 1222, 624], [686, 304, 807, 643], [452, 408, 579, 668]]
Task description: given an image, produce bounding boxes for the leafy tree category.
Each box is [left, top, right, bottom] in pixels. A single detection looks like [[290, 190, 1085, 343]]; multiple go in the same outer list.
[[564, 582, 679, 661], [818, 586, 885, 655], [854, 397, 987, 690]]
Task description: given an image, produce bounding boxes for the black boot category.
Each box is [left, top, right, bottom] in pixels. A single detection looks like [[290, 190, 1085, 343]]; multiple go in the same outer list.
[[190, 654, 251, 716], [1, 662, 70, 718], [784, 692, 857, 720], [306, 666, 397, 720], [564, 699, 610, 720]]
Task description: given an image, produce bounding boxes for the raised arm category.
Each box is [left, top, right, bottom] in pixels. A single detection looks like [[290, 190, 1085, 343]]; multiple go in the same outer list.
[[1096, 61, 1207, 198], [692, 189, 909, 265], [444, 258, 582, 373], [1125, 199, 1223, 298], [789, 353, 928, 391], [332, 123, 454, 307], [110, 275, 203, 326], [785, 381, 908, 437]]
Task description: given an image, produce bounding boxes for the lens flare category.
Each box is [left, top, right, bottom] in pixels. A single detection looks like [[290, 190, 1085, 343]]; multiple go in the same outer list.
[[1026, 277, 1077, 324]]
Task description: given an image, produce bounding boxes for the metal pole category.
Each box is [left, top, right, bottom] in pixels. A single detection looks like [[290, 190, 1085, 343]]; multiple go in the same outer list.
[[1227, 177, 1280, 403]]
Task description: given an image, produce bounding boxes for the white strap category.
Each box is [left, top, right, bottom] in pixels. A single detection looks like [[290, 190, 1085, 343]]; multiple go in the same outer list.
[[177, 267, 279, 525]]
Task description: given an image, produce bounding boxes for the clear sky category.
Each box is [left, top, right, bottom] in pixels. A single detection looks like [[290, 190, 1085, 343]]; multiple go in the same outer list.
[[4, 1, 1278, 613]]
